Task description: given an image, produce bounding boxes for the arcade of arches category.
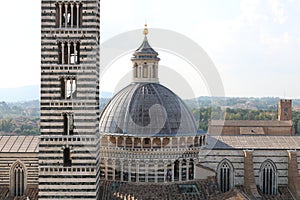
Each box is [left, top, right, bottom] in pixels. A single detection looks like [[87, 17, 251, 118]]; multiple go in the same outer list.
[[100, 135, 205, 183]]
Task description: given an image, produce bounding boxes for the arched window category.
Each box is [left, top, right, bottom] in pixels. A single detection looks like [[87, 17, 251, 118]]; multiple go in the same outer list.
[[217, 159, 234, 193], [260, 160, 277, 195], [10, 162, 26, 197]]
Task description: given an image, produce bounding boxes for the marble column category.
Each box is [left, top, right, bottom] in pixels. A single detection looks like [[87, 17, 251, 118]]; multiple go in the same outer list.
[[64, 4, 68, 28], [64, 78, 67, 99], [59, 3, 62, 28], [67, 42, 71, 64], [76, 3, 80, 28], [61, 42, 65, 64], [74, 42, 77, 64], [70, 3, 74, 28]]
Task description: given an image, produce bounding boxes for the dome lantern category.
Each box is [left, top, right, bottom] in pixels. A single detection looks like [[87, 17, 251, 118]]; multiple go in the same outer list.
[[131, 24, 160, 83]]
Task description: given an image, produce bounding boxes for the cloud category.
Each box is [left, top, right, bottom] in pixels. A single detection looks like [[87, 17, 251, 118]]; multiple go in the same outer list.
[[268, 0, 288, 24], [185, 0, 300, 97]]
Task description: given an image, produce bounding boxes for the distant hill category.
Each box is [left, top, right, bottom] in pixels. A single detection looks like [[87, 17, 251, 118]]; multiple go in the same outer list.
[[100, 91, 113, 98], [0, 84, 299, 111], [0, 85, 40, 102], [0, 85, 113, 102], [184, 96, 300, 111]]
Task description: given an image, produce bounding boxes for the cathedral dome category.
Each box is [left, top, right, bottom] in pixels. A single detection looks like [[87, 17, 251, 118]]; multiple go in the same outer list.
[[99, 83, 197, 136], [99, 25, 197, 136]]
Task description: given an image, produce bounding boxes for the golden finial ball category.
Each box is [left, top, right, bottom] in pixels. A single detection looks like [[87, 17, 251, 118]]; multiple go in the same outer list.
[[143, 24, 148, 35]]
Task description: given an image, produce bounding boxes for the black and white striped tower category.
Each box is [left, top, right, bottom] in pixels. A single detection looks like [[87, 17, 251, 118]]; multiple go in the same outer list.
[[39, 0, 100, 199]]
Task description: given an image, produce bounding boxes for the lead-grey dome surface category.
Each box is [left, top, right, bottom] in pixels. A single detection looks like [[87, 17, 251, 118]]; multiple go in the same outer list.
[[99, 83, 197, 136]]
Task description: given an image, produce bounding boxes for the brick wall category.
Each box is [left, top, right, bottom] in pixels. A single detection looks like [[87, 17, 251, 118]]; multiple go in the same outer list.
[[288, 150, 300, 199], [243, 150, 261, 199]]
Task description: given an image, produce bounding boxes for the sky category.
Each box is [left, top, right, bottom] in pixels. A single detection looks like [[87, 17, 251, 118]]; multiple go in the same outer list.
[[0, 0, 300, 98]]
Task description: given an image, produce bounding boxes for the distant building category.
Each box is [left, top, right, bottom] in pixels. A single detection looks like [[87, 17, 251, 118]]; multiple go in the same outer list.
[[208, 99, 294, 135]]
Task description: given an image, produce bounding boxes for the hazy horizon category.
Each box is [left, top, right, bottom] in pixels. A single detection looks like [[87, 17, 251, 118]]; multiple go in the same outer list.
[[0, 84, 299, 102]]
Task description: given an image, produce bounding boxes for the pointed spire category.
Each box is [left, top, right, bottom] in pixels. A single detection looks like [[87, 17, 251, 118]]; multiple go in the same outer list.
[[133, 24, 159, 56]]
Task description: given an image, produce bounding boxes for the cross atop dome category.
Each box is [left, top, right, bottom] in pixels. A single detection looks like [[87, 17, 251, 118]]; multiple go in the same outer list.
[[131, 24, 160, 83]]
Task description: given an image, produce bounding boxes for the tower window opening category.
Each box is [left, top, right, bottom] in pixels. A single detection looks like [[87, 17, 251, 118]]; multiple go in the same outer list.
[[69, 113, 74, 135], [63, 113, 75, 135], [66, 78, 76, 99], [63, 42, 68, 64], [61, 4, 66, 27], [60, 77, 76, 99], [56, 3, 83, 28], [58, 41, 80, 65], [73, 4, 78, 26], [63, 148, 72, 167], [62, 3, 70, 27], [70, 42, 75, 64], [60, 77, 66, 99], [58, 42, 62, 64], [63, 113, 68, 135]]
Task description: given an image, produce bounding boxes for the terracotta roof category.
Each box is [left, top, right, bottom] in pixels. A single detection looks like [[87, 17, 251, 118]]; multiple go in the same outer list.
[[209, 120, 293, 127], [0, 136, 39, 153], [208, 135, 300, 149]]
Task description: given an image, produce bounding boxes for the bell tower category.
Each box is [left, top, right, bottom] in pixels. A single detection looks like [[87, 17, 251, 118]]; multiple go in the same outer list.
[[278, 99, 292, 121], [39, 0, 100, 199]]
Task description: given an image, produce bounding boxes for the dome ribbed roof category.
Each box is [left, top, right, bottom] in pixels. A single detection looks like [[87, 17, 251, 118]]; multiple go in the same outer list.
[[99, 83, 197, 136]]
